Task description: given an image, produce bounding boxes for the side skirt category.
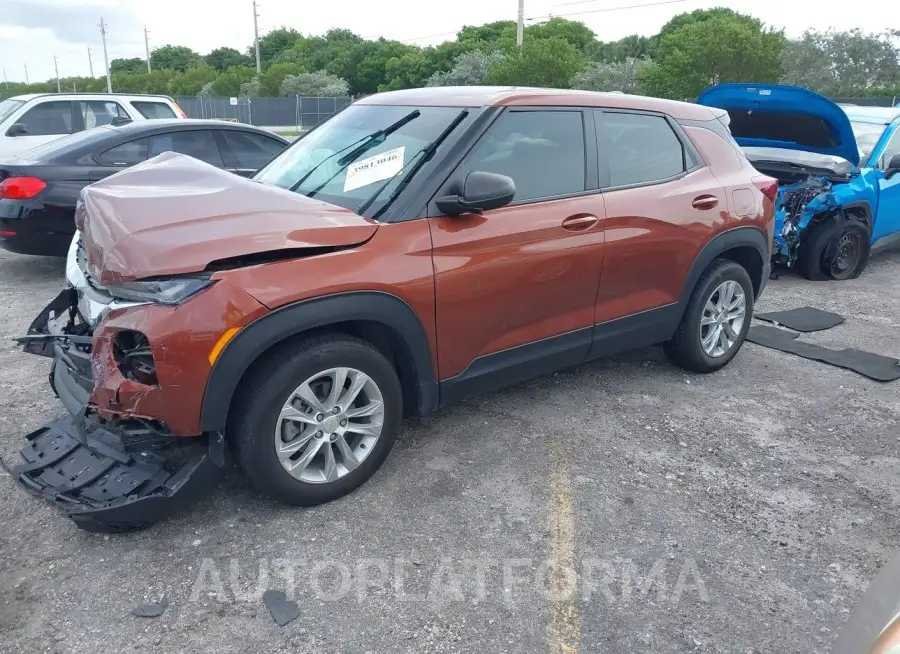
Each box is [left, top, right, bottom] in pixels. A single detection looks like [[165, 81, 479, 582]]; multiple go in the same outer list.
[[438, 304, 680, 407]]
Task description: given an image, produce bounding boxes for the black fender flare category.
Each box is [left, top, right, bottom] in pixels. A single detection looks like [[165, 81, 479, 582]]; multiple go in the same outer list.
[[836, 201, 874, 234], [676, 226, 770, 320], [199, 291, 438, 432]]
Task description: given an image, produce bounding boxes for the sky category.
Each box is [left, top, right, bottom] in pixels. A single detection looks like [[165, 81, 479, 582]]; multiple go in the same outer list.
[[1, 0, 896, 84]]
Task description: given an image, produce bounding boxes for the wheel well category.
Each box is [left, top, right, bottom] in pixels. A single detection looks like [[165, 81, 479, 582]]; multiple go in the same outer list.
[[717, 246, 764, 296], [228, 320, 421, 421]]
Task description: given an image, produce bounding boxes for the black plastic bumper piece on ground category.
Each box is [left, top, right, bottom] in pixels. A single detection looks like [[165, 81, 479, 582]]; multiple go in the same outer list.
[[11, 417, 226, 533]]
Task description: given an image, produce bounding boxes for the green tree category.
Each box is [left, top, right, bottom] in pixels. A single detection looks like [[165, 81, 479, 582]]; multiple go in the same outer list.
[[168, 65, 218, 95], [208, 66, 257, 96], [484, 37, 588, 88], [205, 47, 252, 72], [150, 45, 202, 72], [110, 57, 147, 75], [280, 71, 350, 96], [526, 18, 596, 52], [426, 50, 506, 87], [351, 39, 420, 95], [639, 14, 785, 99], [256, 27, 302, 67], [782, 29, 900, 96], [571, 57, 657, 93], [587, 35, 657, 63], [657, 7, 752, 41], [457, 21, 518, 53], [258, 62, 306, 95], [110, 70, 174, 94]]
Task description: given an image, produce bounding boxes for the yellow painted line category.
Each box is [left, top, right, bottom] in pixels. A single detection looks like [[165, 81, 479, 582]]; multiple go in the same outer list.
[[548, 436, 580, 654]]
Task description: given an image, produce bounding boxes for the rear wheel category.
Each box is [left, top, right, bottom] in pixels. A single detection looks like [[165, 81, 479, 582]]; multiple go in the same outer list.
[[664, 259, 753, 373], [229, 334, 402, 506], [797, 218, 871, 281]]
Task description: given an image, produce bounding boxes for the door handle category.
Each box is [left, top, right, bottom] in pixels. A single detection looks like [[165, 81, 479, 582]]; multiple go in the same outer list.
[[692, 195, 719, 210], [561, 214, 598, 231]]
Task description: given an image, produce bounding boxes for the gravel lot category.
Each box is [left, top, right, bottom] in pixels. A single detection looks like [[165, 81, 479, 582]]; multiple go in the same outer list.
[[1, 247, 899, 653]]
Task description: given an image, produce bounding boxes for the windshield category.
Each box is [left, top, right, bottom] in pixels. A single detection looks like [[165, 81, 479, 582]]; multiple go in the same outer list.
[[254, 105, 467, 213], [850, 121, 888, 163], [0, 99, 24, 123]]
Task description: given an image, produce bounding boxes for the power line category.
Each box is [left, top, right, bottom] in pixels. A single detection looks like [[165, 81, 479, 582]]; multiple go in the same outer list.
[[531, 0, 687, 20]]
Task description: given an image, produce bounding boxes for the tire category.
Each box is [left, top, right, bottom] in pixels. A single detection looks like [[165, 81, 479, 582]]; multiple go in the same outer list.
[[797, 218, 871, 281], [228, 333, 403, 507], [664, 259, 754, 373]]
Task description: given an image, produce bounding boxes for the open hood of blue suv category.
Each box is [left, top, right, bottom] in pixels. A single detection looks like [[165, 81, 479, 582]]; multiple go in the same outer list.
[[697, 84, 859, 166]]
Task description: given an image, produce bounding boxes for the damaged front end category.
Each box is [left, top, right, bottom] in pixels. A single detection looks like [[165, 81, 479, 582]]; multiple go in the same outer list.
[[10, 238, 228, 533], [774, 175, 840, 267]]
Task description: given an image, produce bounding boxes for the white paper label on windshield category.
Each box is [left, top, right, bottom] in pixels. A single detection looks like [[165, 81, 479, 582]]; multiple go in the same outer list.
[[343, 146, 405, 192]]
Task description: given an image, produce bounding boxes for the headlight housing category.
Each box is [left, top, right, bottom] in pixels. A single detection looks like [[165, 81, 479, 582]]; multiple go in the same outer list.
[[105, 276, 214, 305]]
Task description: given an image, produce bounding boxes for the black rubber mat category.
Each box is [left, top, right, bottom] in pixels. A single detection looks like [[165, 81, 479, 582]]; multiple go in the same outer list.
[[755, 307, 845, 332], [747, 325, 900, 382]]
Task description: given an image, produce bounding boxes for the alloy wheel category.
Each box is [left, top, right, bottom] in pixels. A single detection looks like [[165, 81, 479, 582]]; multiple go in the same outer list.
[[274, 367, 385, 484], [699, 280, 746, 358]]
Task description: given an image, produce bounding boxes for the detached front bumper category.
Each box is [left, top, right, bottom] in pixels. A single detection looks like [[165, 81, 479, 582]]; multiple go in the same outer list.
[[11, 289, 227, 533]]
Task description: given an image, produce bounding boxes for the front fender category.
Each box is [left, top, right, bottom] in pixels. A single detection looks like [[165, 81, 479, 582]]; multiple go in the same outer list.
[[199, 291, 438, 432]]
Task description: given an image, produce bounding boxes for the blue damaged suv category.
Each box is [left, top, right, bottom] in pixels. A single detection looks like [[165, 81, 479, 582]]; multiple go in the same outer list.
[[699, 84, 900, 280]]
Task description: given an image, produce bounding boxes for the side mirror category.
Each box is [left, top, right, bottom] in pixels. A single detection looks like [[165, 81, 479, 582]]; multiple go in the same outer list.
[[6, 123, 27, 137], [435, 171, 516, 216], [885, 153, 900, 180]]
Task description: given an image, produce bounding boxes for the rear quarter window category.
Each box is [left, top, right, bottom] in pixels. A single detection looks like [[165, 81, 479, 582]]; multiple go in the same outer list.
[[131, 101, 177, 119]]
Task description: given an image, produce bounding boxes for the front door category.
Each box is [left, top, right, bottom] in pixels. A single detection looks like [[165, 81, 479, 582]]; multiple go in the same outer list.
[[427, 108, 607, 402], [872, 124, 900, 245]]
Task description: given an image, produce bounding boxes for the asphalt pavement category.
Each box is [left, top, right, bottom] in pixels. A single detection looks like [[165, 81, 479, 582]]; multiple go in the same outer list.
[[1, 248, 899, 653]]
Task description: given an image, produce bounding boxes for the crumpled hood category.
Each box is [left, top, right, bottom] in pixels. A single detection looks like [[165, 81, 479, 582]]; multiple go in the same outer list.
[[697, 84, 860, 166], [79, 151, 378, 285]]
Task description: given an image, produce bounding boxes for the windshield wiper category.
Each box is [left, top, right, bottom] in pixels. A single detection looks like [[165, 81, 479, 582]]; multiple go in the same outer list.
[[288, 109, 421, 195], [356, 109, 469, 219]]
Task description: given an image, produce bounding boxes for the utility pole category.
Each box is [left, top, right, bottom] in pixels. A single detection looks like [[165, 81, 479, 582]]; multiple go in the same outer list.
[[54, 55, 61, 93], [24, 63, 29, 84], [144, 26, 152, 73], [516, 0, 524, 47], [87, 46, 94, 77], [2, 67, 8, 89], [99, 17, 112, 93], [253, 0, 262, 73]]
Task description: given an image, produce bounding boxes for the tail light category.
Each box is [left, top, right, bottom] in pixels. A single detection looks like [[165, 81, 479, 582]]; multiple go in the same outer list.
[[752, 176, 778, 203], [173, 102, 187, 118], [0, 176, 47, 200]]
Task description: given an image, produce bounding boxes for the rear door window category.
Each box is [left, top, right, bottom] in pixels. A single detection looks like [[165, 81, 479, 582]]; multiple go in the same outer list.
[[80, 101, 129, 129], [221, 130, 286, 170], [599, 112, 686, 187], [461, 110, 586, 202], [97, 138, 149, 166], [131, 101, 177, 119], [17, 101, 75, 136], [148, 130, 225, 167]]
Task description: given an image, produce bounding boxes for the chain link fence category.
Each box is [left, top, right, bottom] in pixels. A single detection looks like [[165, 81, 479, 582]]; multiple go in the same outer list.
[[174, 96, 353, 129]]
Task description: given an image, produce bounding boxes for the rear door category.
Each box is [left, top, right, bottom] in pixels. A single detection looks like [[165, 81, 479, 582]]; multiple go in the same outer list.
[[428, 107, 606, 398], [592, 109, 726, 329], [217, 129, 287, 176], [871, 123, 900, 245]]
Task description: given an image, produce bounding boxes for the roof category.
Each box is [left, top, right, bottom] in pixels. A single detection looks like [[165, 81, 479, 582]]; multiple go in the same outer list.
[[7, 93, 173, 102], [842, 106, 900, 124], [358, 86, 717, 121], [109, 118, 281, 135]]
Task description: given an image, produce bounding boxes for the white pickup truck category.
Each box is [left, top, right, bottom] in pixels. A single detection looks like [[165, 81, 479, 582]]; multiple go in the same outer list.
[[0, 93, 186, 160]]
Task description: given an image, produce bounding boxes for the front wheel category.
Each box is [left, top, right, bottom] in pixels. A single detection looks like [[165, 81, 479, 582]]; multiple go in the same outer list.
[[229, 334, 403, 507], [664, 259, 754, 373], [797, 219, 871, 281]]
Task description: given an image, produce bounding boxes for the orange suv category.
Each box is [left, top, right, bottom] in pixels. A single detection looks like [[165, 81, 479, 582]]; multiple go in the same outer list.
[[14, 87, 776, 532]]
